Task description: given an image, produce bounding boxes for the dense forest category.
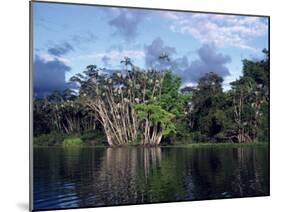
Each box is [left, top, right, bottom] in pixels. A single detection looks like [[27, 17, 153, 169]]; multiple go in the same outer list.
[[33, 49, 269, 147]]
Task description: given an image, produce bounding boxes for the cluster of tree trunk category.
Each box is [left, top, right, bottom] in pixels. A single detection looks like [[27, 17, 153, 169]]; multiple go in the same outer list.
[[72, 63, 168, 146]]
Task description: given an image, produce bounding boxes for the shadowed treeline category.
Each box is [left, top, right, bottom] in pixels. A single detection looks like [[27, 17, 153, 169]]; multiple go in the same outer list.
[[33, 49, 269, 147]]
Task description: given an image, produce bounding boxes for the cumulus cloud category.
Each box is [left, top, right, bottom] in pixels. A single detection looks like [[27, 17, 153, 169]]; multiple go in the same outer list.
[[163, 12, 268, 50], [33, 55, 72, 98], [144, 38, 231, 84], [144, 37, 177, 68], [198, 44, 231, 64], [108, 9, 148, 41], [48, 42, 74, 56], [186, 44, 231, 82]]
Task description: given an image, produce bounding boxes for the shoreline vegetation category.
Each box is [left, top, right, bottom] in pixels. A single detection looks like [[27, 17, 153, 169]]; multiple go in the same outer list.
[[34, 50, 269, 147], [33, 140, 268, 148], [33, 131, 268, 148]]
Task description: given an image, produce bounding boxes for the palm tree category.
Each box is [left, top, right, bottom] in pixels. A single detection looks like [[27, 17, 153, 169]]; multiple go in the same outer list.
[[121, 57, 134, 72], [158, 52, 170, 62]]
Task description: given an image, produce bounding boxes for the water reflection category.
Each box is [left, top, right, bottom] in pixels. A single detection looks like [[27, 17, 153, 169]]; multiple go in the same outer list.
[[34, 146, 269, 210]]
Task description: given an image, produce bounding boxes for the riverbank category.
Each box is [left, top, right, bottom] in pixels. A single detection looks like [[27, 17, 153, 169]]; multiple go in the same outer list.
[[161, 142, 268, 148], [33, 130, 269, 148], [33, 142, 268, 148]]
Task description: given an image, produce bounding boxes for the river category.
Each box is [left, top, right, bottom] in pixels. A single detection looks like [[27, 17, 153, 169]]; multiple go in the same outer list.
[[33, 145, 269, 210]]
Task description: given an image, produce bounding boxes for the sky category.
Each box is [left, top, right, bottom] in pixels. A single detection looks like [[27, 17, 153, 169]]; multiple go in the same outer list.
[[32, 2, 269, 97]]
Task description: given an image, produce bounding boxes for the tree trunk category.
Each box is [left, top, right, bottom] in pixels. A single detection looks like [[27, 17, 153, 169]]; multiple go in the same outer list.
[[156, 133, 163, 145]]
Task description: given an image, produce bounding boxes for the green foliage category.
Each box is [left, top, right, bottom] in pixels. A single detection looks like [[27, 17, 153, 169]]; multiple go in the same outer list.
[[189, 72, 226, 142], [172, 121, 193, 144], [63, 137, 83, 147], [33, 86, 100, 137], [135, 103, 176, 135], [186, 50, 269, 143], [242, 49, 269, 88], [34, 131, 65, 146], [156, 71, 187, 117], [33, 130, 106, 147], [257, 101, 269, 142], [80, 130, 107, 145]]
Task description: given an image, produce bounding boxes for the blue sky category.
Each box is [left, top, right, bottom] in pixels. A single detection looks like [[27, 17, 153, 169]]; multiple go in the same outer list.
[[32, 2, 269, 97]]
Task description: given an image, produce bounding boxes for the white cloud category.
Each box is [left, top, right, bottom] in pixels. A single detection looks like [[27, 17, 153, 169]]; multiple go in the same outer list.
[[163, 12, 268, 50], [80, 50, 145, 61], [39, 52, 71, 65]]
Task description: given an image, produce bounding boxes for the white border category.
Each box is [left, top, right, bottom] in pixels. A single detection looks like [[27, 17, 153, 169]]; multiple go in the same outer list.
[[1, 0, 280, 212]]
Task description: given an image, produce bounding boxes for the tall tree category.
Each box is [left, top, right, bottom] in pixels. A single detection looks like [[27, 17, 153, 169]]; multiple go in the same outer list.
[[189, 72, 227, 142]]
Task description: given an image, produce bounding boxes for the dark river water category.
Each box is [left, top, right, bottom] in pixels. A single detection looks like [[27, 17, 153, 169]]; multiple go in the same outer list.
[[33, 146, 269, 210]]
